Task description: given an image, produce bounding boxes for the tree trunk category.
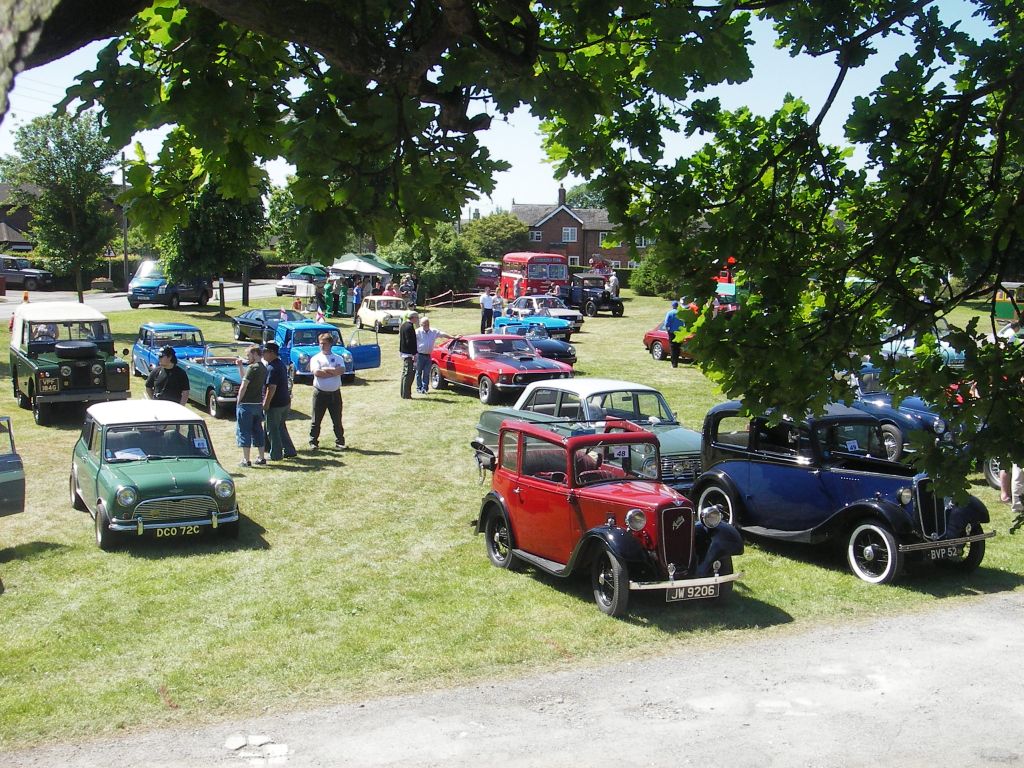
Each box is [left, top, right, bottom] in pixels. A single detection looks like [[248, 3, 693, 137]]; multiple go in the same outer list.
[[242, 261, 250, 306], [75, 265, 84, 303]]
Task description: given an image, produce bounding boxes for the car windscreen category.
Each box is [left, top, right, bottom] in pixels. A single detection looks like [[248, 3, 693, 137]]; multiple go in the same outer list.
[[586, 391, 676, 423], [30, 320, 112, 342], [292, 330, 338, 346], [573, 442, 659, 486], [104, 423, 213, 461], [156, 332, 203, 347], [376, 299, 406, 311], [473, 338, 534, 356], [134, 261, 163, 279], [816, 421, 887, 459]]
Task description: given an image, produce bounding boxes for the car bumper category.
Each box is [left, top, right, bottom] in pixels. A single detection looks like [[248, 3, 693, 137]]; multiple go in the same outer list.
[[37, 390, 129, 404], [628, 571, 742, 591], [276, 285, 297, 295], [109, 507, 241, 533], [898, 530, 995, 553]]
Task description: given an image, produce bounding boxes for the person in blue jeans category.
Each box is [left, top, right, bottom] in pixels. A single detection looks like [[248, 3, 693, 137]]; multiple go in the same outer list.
[[235, 344, 267, 467], [261, 342, 296, 460], [414, 316, 452, 394]]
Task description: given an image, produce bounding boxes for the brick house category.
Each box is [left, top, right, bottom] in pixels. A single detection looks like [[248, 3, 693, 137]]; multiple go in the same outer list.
[[509, 186, 649, 268], [0, 184, 34, 252]]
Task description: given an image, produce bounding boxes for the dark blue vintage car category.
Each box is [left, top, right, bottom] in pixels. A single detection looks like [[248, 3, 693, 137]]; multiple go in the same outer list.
[[274, 321, 380, 383], [692, 401, 994, 584], [130, 322, 207, 377]]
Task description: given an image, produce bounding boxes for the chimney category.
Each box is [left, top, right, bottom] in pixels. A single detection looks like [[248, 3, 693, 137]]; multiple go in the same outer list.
[[557, 185, 566, 206]]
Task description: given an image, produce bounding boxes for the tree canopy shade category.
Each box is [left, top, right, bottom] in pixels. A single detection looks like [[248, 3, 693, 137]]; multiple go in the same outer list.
[[5, 1, 1024, 514], [0, 112, 118, 302]]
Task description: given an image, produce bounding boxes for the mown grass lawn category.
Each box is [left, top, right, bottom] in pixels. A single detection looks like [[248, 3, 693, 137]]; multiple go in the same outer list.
[[0, 291, 1021, 749]]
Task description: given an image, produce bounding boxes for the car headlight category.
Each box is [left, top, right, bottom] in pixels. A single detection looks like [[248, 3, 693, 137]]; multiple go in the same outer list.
[[116, 486, 138, 507], [933, 417, 946, 433], [60, 365, 72, 377], [699, 504, 723, 528], [220, 379, 235, 393], [625, 508, 646, 531], [342, 352, 353, 363], [898, 487, 913, 505], [157, 285, 167, 294], [214, 479, 234, 499], [383, 313, 391, 322], [91, 363, 103, 375], [566, 345, 576, 356], [298, 353, 309, 364]]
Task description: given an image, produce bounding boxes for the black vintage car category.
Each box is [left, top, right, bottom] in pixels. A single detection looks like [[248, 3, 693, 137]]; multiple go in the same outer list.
[[231, 308, 306, 341], [692, 402, 994, 584], [558, 271, 624, 317]]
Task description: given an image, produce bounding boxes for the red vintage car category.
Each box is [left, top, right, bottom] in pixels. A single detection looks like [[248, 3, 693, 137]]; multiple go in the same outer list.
[[642, 323, 695, 363], [429, 334, 574, 404], [471, 419, 743, 617]]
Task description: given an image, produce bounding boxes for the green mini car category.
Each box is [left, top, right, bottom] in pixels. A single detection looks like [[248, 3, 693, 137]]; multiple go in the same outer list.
[[70, 401, 240, 549]]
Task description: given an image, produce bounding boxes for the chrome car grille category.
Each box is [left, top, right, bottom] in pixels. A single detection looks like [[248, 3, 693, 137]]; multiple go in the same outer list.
[[659, 505, 695, 576], [661, 453, 702, 484], [131, 495, 218, 522], [915, 478, 946, 538]]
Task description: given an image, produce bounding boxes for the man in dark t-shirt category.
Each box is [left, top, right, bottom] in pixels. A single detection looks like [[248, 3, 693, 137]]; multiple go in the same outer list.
[[261, 342, 296, 460], [145, 346, 190, 405]]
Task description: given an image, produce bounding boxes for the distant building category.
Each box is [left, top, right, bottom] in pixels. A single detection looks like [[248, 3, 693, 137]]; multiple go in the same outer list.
[[509, 186, 649, 269], [0, 184, 33, 252]]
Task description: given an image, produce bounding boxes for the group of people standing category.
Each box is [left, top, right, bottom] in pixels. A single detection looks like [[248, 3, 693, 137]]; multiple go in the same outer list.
[[398, 311, 452, 398], [145, 338, 345, 467], [315, 274, 418, 319]]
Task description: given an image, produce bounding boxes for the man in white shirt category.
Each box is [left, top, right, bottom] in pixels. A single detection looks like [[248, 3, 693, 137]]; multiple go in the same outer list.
[[480, 286, 495, 333], [414, 316, 452, 394], [308, 332, 346, 450]]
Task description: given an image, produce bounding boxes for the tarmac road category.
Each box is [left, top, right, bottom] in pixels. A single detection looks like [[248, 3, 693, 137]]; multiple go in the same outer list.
[[5, 589, 1023, 767], [0, 280, 279, 321]]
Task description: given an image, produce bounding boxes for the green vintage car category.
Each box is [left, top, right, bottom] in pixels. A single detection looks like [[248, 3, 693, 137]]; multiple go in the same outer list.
[[10, 302, 131, 426], [70, 401, 240, 549]]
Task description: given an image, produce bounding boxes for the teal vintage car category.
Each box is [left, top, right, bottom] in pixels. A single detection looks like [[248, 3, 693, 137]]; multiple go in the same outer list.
[[70, 401, 240, 550], [177, 342, 250, 418]]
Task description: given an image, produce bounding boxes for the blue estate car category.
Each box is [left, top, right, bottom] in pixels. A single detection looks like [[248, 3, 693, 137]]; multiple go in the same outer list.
[[274, 321, 380, 383], [130, 322, 207, 377], [692, 401, 994, 584], [128, 260, 212, 310], [177, 342, 248, 418]]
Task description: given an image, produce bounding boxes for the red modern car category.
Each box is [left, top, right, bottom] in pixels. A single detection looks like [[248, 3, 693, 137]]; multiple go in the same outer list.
[[429, 334, 574, 404]]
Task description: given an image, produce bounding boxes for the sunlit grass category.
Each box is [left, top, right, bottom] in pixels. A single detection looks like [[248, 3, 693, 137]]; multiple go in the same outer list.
[[0, 291, 1020, 748]]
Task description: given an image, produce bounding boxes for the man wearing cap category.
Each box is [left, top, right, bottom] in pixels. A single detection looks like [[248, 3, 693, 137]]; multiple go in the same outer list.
[[663, 300, 685, 369], [398, 309, 419, 399], [145, 346, 190, 404], [261, 341, 296, 460]]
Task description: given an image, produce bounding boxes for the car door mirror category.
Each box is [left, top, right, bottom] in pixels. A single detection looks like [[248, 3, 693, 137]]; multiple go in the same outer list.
[[471, 438, 496, 472]]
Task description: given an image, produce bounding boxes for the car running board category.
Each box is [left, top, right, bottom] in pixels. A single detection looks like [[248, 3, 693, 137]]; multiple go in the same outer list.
[[513, 549, 569, 576]]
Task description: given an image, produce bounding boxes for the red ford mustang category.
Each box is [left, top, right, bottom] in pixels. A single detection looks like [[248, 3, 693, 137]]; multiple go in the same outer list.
[[430, 334, 574, 404]]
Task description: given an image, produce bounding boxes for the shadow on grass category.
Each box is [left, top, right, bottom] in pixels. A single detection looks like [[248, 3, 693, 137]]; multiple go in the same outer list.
[[746, 534, 1024, 597], [0, 540, 70, 564], [124, 514, 271, 558], [527, 567, 794, 631]]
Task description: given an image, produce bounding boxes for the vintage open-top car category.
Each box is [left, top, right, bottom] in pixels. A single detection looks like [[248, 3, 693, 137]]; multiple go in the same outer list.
[[506, 294, 584, 334], [175, 342, 249, 417], [476, 378, 703, 491], [10, 302, 131, 426], [429, 334, 573, 404], [70, 401, 240, 550], [472, 419, 743, 617], [491, 311, 572, 340], [274, 321, 381, 384], [130, 322, 207, 376], [693, 401, 994, 584]]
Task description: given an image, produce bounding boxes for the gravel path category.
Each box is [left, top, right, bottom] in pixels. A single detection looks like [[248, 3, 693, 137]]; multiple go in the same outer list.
[[7, 590, 1023, 767]]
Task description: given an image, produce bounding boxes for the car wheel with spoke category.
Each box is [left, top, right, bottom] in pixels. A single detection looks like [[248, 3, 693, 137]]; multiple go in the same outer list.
[[591, 547, 629, 617], [584, 300, 598, 317], [936, 524, 986, 572], [478, 376, 496, 405], [697, 483, 740, 526], [881, 424, 902, 461], [847, 521, 903, 584], [30, 385, 50, 426], [484, 511, 521, 570], [650, 341, 665, 361], [70, 472, 86, 511], [207, 389, 221, 419], [430, 363, 447, 390], [983, 458, 1002, 490]]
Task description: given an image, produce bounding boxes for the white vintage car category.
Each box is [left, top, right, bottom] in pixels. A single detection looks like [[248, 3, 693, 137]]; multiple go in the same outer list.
[[355, 295, 415, 332]]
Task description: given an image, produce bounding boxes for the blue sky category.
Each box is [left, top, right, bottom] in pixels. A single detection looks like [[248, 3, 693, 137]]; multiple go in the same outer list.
[[1, 2, 983, 215]]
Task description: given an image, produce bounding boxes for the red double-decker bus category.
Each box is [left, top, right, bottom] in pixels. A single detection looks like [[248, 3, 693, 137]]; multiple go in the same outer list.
[[498, 252, 569, 300]]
